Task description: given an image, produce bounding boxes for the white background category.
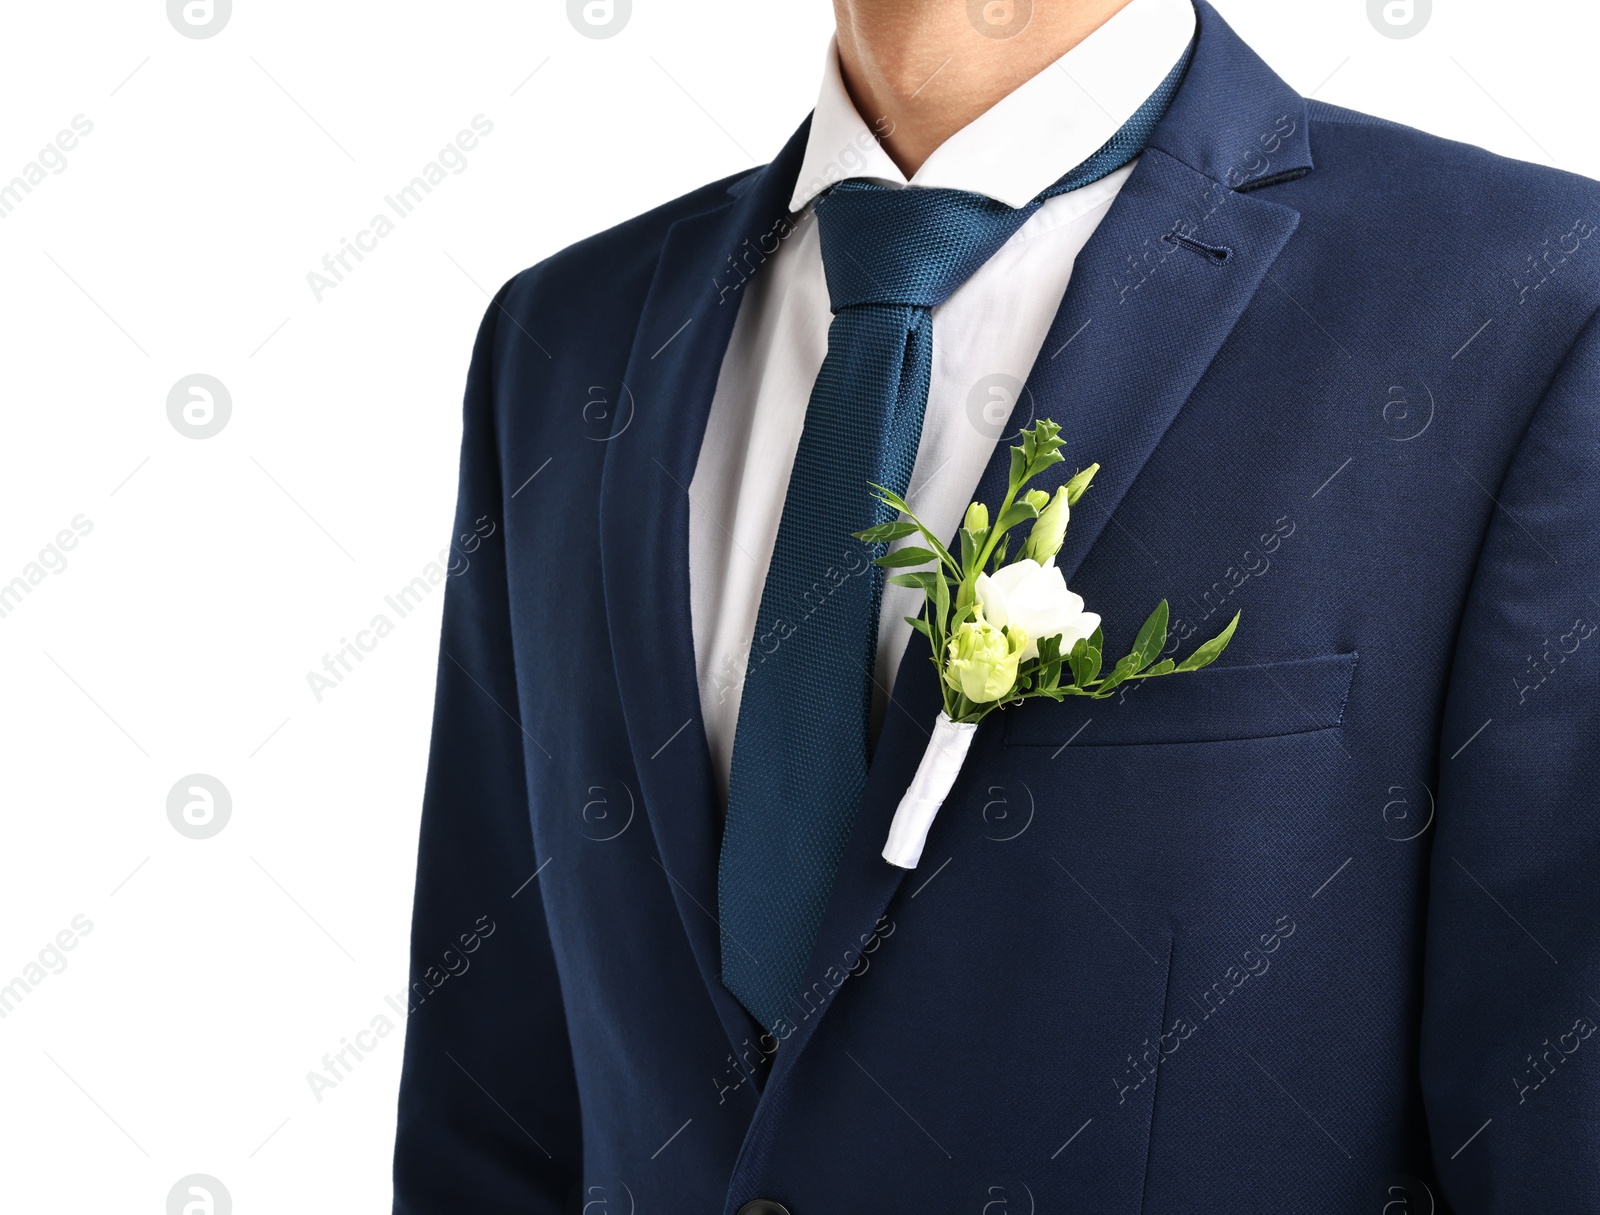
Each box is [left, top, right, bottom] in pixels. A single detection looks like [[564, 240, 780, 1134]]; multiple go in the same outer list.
[[0, 1, 1594, 1210]]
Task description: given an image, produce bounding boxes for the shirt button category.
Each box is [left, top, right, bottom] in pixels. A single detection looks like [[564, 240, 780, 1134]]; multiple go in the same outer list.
[[736, 1202, 793, 1215]]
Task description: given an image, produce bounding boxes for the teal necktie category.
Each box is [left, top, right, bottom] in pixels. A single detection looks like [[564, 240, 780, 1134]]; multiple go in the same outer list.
[[719, 51, 1191, 1034]]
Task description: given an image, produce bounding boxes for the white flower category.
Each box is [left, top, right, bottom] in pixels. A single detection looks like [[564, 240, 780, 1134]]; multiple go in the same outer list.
[[975, 557, 1100, 662]]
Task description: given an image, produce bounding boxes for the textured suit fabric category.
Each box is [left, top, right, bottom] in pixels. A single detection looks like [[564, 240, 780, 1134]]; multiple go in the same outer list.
[[719, 52, 1188, 1038], [391, 4, 1600, 1212]]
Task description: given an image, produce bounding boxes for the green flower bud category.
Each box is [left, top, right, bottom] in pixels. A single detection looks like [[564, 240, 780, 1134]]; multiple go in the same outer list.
[[1023, 485, 1071, 563], [963, 501, 989, 533], [1024, 489, 1050, 512], [944, 608, 1028, 703]]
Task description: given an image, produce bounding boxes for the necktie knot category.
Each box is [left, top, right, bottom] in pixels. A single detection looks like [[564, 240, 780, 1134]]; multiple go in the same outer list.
[[814, 181, 1032, 312]]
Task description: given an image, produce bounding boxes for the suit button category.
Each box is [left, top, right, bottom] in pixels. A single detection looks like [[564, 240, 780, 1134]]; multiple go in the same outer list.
[[736, 1202, 792, 1215]]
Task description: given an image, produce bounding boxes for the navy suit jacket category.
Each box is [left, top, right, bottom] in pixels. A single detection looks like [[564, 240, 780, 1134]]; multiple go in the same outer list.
[[392, 5, 1600, 1211]]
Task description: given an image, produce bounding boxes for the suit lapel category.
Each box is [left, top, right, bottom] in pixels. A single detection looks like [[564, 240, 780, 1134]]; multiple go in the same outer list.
[[983, 145, 1304, 582], [599, 121, 811, 1067], [757, 0, 1312, 1098]]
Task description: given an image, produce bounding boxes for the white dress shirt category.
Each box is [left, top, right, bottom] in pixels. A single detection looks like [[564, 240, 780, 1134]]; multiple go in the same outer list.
[[689, 0, 1197, 802]]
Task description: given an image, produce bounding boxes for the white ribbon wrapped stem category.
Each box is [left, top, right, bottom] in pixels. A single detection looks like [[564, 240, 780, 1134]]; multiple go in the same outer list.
[[881, 712, 978, 869]]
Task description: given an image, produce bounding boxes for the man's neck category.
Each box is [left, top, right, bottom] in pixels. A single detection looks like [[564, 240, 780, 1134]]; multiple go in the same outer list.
[[832, 0, 1136, 178]]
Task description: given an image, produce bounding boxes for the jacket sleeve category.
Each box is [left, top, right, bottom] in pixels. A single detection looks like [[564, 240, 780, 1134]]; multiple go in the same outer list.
[[392, 279, 582, 1213], [1422, 306, 1600, 1210]]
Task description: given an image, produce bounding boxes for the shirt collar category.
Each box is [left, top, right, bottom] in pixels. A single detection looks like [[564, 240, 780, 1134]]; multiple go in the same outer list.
[[789, 0, 1197, 212]]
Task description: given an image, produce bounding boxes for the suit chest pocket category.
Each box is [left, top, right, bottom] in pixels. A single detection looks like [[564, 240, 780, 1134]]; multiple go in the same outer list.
[[1001, 651, 1358, 749]]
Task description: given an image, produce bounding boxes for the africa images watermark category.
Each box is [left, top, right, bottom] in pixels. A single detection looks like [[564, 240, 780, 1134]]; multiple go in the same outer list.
[[304, 548, 457, 701], [305, 115, 495, 302], [306, 914, 497, 1102], [0, 515, 94, 622], [304, 516, 495, 702], [0, 114, 94, 221], [0, 914, 95, 1022]]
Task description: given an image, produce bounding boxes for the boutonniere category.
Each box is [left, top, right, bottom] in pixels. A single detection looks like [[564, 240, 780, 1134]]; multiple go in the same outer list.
[[855, 419, 1240, 868]]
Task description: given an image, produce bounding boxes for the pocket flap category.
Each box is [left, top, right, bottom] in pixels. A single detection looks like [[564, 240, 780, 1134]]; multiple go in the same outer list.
[[1002, 651, 1358, 748]]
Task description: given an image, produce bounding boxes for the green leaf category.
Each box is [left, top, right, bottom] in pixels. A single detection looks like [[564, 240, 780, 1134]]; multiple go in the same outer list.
[[1084, 626, 1104, 684], [1024, 449, 1066, 482], [954, 575, 974, 616], [1142, 658, 1176, 677], [888, 571, 939, 592], [905, 615, 933, 640], [866, 483, 957, 573], [995, 501, 1041, 533], [852, 519, 920, 544], [959, 527, 984, 575], [1035, 634, 1064, 693], [933, 573, 954, 715], [867, 482, 913, 516], [1176, 610, 1241, 672], [990, 537, 1010, 571], [1063, 462, 1100, 506], [932, 566, 951, 641], [1096, 652, 1142, 697], [1130, 600, 1170, 672], [1007, 444, 1028, 491], [1067, 636, 1092, 688], [875, 546, 939, 569]]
